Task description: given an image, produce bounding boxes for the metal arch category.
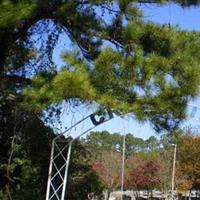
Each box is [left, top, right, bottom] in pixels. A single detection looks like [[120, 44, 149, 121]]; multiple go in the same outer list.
[[45, 109, 113, 200], [45, 103, 200, 200]]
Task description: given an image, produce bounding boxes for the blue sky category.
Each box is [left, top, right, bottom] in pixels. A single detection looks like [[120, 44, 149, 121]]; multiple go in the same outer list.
[[140, 3, 200, 31], [53, 4, 200, 140]]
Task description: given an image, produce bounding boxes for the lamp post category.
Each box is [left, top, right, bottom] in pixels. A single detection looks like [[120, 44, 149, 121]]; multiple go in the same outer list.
[[171, 144, 177, 200], [121, 134, 126, 200]]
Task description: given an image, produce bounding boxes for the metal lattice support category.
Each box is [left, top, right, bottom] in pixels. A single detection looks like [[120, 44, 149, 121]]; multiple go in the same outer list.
[[46, 109, 113, 200]]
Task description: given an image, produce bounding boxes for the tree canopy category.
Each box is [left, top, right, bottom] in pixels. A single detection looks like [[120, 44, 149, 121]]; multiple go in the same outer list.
[[17, 0, 200, 131], [1, 0, 200, 199], [87, 130, 200, 198], [0, 0, 199, 131]]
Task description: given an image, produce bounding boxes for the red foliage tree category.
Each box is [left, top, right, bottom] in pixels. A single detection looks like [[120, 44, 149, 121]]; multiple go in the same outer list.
[[127, 158, 162, 191], [91, 151, 121, 190]]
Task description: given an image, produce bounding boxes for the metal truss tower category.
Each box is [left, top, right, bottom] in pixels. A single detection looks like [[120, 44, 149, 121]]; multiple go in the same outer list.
[[45, 109, 113, 200]]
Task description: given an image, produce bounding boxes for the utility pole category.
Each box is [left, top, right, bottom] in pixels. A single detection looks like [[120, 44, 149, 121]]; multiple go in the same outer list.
[[121, 134, 126, 200], [171, 144, 177, 200]]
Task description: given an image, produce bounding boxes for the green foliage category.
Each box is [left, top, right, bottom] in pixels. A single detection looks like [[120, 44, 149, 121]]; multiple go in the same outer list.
[[0, 0, 200, 132], [66, 139, 104, 200], [0, 136, 46, 200], [24, 18, 200, 131], [1, 0, 200, 199], [0, 0, 37, 28], [12, 161, 43, 200], [23, 60, 96, 110]]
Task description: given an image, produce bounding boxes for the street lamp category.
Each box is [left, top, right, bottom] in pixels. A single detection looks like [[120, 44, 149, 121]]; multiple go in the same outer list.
[[171, 144, 177, 200], [121, 134, 126, 200]]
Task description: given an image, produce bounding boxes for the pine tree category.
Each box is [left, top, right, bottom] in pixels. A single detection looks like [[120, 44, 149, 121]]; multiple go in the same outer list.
[[1, 0, 200, 199], [7, 0, 199, 131]]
